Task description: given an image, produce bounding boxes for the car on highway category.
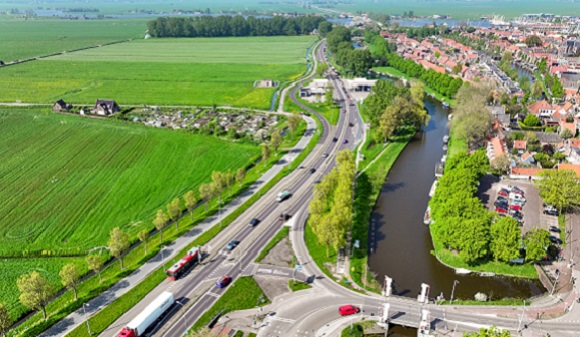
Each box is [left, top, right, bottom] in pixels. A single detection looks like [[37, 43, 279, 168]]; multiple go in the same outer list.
[[225, 240, 240, 251], [276, 190, 291, 202], [332, 137, 338, 142], [348, 122, 354, 127], [338, 305, 360, 316], [309, 168, 316, 174], [216, 275, 232, 288], [249, 218, 260, 227], [322, 153, 329, 158], [343, 139, 349, 144], [549, 226, 561, 233], [279, 212, 291, 221], [549, 236, 563, 245]]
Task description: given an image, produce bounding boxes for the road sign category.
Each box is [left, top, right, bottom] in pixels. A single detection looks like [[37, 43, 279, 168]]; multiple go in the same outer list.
[[296, 265, 302, 271]]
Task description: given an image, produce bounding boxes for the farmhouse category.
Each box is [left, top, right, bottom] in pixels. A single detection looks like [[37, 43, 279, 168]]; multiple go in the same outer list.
[[52, 99, 72, 112], [91, 99, 120, 116]]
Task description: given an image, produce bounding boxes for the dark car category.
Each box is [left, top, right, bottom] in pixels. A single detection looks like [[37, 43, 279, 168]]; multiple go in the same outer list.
[[343, 139, 349, 144], [332, 137, 338, 142], [549, 236, 563, 245], [322, 153, 329, 158], [309, 168, 316, 174], [279, 212, 292, 221], [225, 240, 240, 250], [544, 208, 559, 216], [494, 200, 509, 209], [348, 123, 354, 127], [496, 195, 508, 203], [216, 275, 232, 288], [249, 218, 260, 227], [549, 226, 561, 233]]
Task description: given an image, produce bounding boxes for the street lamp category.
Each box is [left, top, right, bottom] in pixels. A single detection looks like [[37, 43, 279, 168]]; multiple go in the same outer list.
[[161, 245, 167, 272], [450, 280, 459, 304], [82, 303, 91, 335]]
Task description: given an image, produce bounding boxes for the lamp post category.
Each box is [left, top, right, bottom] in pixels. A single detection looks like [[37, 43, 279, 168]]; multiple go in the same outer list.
[[161, 245, 167, 272], [82, 303, 91, 335], [450, 280, 459, 304]]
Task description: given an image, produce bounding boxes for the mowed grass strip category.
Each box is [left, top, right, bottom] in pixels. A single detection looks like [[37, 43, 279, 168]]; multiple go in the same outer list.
[[0, 107, 259, 252], [0, 36, 316, 108]]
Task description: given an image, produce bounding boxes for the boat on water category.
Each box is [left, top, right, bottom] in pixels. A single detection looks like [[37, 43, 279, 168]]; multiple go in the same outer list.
[[443, 135, 449, 143], [478, 272, 496, 277], [442, 102, 450, 108], [429, 181, 437, 197], [441, 155, 447, 163], [443, 145, 448, 151], [447, 113, 453, 121], [455, 268, 472, 275], [423, 206, 432, 225]]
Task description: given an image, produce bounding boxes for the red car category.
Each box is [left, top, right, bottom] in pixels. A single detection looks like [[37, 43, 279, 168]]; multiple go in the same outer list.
[[338, 305, 359, 316], [216, 275, 232, 288], [509, 204, 523, 211], [498, 189, 509, 198], [496, 206, 508, 214]]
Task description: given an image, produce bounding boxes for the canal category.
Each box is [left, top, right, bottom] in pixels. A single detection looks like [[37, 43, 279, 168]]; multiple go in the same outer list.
[[368, 98, 544, 301]]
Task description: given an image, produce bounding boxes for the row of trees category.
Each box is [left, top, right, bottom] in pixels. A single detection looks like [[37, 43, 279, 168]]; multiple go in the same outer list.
[[325, 26, 374, 77], [377, 82, 428, 142], [452, 83, 493, 147], [308, 150, 356, 257], [385, 53, 464, 98], [146, 15, 326, 38]]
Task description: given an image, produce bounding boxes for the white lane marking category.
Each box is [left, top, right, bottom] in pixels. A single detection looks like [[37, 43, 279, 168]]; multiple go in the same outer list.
[[206, 292, 220, 298], [268, 316, 296, 323]]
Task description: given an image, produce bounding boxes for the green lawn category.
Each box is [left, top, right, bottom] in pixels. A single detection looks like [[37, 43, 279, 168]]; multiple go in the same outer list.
[[191, 277, 269, 332], [447, 125, 468, 157], [0, 19, 147, 62], [0, 36, 316, 108], [0, 108, 259, 252], [288, 280, 312, 292]]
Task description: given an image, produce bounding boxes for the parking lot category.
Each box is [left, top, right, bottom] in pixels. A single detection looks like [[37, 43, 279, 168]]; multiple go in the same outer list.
[[477, 175, 558, 234]]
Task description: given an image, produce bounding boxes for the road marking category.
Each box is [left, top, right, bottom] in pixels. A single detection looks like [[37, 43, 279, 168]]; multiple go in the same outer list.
[[273, 269, 289, 276], [258, 268, 273, 274], [206, 292, 220, 298], [268, 316, 296, 323]]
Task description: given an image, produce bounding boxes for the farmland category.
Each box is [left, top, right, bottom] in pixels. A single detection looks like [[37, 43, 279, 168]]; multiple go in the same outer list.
[[0, 107, 260, 252], [0, 36, 316, 108], [0, 19, 147, 62]]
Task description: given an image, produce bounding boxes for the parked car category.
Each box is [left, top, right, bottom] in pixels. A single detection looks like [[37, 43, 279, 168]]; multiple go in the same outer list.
[[509, 204, 523, 212], [509, 185, 525, 195], [549, 236, 563, 245], [249, 218, 260, 227], [225, 240, 240, 250], [338, 305, 359, 316], [496, 195, 508, 203], [510, 198, 526, 206], [549, 226, 561, 233], [494, 200, 509, 209], [544, 208, 559, 216], [216, 275, 232, 288], [510, 210, 523, 221], [496, 206, 508, 214], [509, 193, 525, 202], [498, 189, 509, 198]]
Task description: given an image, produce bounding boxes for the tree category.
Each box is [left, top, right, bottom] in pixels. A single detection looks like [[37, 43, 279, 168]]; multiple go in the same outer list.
[[153, 209, 169, 243], [236, 168, 246, 187], [86, 255, 104, 283], [452, 83, 493, 147], [316, 62, 328, 77], [490, 217, 521, 262], [525, 35, 542, 47], [199, 183, 214, 211], [59, 264, 80, 300], [318, 21, 333, 38], [452, 62, 463, 74], [108, 227, 130, 270], [270, 129, 282, 155], [138, 229, 149, 255], [560, 127, 574, 139], [0, 303, 11, 337], [552, 75, 564, 99], [523, 114, 542, 127], [287, 113, 301, 134], [325, 83, 334, 106], [167, 197, 182, 230], [491, 153, 510, 174], [261, 143, 271, 165], [183, 190, 197, 220], [17, 271, 54, 320], [536, 169, 580, 212], [524, 227, 551, 261]]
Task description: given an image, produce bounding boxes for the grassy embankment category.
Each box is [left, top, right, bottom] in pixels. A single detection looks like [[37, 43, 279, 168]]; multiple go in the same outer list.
[[0, 36, 316, 109], [373, 66, 458, 107], [255, 227, 290, 263], [283, 91, 340, 125]]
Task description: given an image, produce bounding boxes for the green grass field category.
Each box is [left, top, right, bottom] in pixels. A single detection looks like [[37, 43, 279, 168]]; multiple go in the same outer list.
[[0, 36, 315, 108], [0, 19, 147, 62], [0, 107, 259, 252]]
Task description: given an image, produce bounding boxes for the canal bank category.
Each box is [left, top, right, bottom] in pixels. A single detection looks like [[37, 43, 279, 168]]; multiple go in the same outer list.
[[367, 98, 544, 301]]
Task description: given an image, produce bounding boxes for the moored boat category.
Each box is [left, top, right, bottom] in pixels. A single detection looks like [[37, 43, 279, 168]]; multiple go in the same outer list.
[[424, 206, 432, 225]]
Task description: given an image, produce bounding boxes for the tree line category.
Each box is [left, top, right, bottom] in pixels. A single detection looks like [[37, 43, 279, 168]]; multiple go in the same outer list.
[[325, 26, 374, 77], [147, 15, 326, 38], [308, 150, 356, 257]]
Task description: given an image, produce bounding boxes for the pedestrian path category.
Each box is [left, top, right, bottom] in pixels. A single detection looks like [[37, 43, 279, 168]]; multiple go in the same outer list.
[[39, 116, 316, 337]]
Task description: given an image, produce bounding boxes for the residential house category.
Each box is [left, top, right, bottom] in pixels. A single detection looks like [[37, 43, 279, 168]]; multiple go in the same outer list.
[[91, 99, 120, 116], [509, 167, 543, 180], [487, 136, 506, 162], [558, 120, 577, 136], [513, 140, 527, 154], [521, 151, 535, 165], [52, 99, 71, 112]]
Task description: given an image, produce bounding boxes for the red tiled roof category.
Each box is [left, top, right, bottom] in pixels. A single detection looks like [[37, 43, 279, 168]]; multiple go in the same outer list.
[[514, 140, 527, 150], [511, 167, 544, 176]]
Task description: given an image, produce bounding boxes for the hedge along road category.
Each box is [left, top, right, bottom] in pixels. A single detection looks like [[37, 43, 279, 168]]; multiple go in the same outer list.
[[37, 39, 324, 337]]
